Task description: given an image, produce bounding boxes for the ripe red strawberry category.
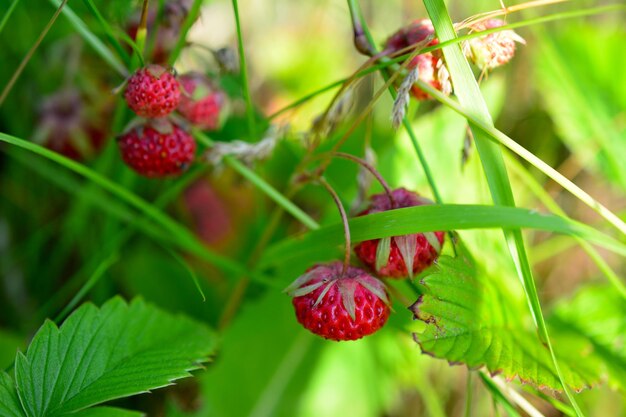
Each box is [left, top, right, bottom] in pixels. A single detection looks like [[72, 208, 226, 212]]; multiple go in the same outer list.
[[124, 65, 181, 118], [285, 262, 390, 341], [354, 188, 444, 278], [118, 121, 195, 178], [383, 19, 451, 100], [464, 19, 525, 71], [178, 72, 226, 130]]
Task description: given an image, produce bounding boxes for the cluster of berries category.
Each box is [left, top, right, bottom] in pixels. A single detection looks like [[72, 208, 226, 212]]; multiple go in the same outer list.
[[285, 188, 444, 341], [383, 18, 524, 100], [119, 65, 226, 178]]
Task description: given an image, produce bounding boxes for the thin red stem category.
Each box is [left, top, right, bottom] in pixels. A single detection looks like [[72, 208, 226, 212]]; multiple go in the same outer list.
[[318, 177, 351, 276], [333, 152, 396, 208]]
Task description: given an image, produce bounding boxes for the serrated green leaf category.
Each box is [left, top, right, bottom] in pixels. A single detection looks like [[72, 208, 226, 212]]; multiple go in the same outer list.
[[411, 256, 602, 391], [14, 297, 216, 417], [0, 373, 25, 417]]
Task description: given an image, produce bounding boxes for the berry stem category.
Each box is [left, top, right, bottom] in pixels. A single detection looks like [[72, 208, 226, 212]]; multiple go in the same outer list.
[[333, 152, 396, 208], [318, 177, 351, 277]]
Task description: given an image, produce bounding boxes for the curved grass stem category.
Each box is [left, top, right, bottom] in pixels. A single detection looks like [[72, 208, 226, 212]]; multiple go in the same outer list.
[[0, 0, 69, 107]]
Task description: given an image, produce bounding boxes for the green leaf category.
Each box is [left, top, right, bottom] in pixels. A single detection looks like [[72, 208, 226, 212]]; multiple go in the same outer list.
[[0, 373, 25, 417], [14, 297, 216, 417], [59, 407, 144, 417], [411, 256, 601, 391]]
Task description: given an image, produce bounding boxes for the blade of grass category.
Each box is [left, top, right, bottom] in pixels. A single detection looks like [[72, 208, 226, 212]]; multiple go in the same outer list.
[[479, 373, 523, 417], [49, 0, 128, 76], [194, 130, 319, 230], [161, 245, 206, 302], [424, 1, 583, 414], [81, 0, 131, 67], [507, 156, 626, 298], [415, 80, 626, 236], [168, 0, 203, 65], [0, 0, 69, 107], [230, 0, 257, 139], [259, 204, 626, 271], [54, 253, 119, 323], [0, 132, 249, 278], [0, 0, 20, 35]]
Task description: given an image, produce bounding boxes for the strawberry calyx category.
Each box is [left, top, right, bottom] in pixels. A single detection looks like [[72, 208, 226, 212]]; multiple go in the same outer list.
[[284, 262, 390, 321]]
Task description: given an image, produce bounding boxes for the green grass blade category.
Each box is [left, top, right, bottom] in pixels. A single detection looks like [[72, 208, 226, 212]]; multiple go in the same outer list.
[[230, 0, 257, 139], [49, 0, 128, 76], [168, 0, 203, 65], [260, 204, 626, 272], [424, 1, 584, 414], [415, 81, 626, 236], [0, 132, 248, 278], [54, 253, 119, 323], [507, 157, 626, 298], [479, 373, 522, 417], [0, 0, 20, 35], [81, 0, 131, 67]]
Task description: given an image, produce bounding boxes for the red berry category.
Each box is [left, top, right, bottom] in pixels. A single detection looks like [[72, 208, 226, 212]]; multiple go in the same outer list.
[[354, 188, 444, 278], [285, 262, 390, 341], [178, 72, 226, 130], [124, 65, 181, 118], [118, 121, 196, 178], [384, 19, 451, 100]]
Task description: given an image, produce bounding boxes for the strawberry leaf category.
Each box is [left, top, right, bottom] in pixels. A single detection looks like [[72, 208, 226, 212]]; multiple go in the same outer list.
[[14, 297, 216, 417], [411, 256, 604, 391], [0, 373, 25, 417]]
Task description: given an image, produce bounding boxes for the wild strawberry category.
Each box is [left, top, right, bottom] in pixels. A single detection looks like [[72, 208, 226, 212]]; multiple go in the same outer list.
[[464, 19, 525, 71], [117, 121, 195, 178], [178, 72, 226, 130], [285, 262, 390, 341], [124, 65, 181, 118], [354, 188, 444, 278], [383, 19, 451, 100]]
